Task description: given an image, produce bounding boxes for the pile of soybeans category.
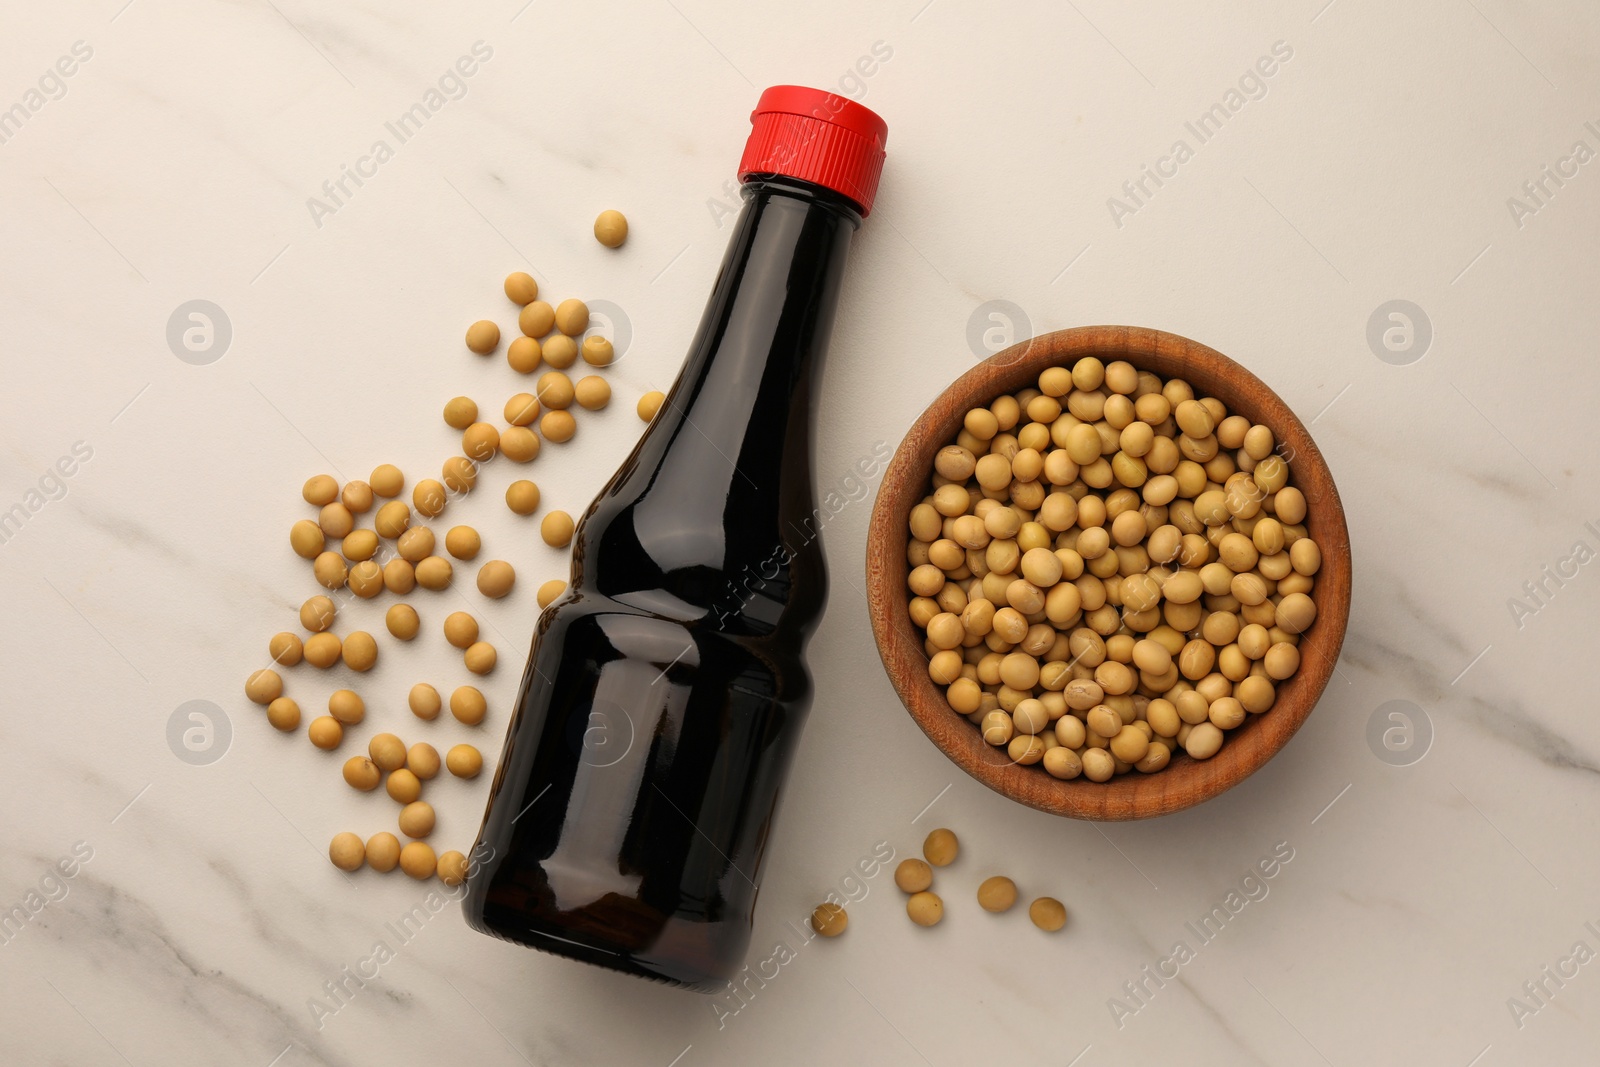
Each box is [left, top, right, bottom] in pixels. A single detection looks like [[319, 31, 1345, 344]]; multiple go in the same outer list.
[[905, 356, 1322, 782]]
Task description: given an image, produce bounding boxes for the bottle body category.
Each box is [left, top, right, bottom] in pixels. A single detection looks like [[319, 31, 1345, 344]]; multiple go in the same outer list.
[[463, 177, 861, 990]]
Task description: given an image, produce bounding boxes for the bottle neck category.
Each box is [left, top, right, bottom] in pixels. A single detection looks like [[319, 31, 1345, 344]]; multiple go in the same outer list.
[[677, 175, 861, 426], [638, 175, 858, 493], [581, 176, 859, 618]]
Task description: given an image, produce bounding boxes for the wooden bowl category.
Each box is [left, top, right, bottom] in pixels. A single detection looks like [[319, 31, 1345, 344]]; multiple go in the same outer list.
[[865, 326, 1351, 820]]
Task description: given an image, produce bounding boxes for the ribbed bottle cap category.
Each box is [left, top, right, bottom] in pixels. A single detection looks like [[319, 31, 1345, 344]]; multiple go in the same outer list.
[[737, 85, 888, 217]]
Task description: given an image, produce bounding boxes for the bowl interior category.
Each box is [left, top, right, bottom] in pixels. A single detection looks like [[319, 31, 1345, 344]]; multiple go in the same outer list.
[[865, 325, 1351, 820]]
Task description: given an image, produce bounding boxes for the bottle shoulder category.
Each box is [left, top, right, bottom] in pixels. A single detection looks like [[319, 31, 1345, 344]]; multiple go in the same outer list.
[[574, 492, 827, 634]]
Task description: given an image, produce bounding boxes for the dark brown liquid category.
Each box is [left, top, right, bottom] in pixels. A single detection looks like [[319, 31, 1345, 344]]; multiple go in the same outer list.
[[463, 176, 862, 990]]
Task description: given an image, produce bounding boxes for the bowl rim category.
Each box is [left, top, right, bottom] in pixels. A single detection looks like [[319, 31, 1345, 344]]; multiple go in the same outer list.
[[864, 325, 1352, 821]]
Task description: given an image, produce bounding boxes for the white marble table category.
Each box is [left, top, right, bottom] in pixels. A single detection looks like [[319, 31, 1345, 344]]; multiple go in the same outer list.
[[4, 1, 1599, 1064]]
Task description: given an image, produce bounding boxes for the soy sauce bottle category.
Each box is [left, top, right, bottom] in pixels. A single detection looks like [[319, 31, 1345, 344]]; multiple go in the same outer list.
[[463, 87, 888, 991]]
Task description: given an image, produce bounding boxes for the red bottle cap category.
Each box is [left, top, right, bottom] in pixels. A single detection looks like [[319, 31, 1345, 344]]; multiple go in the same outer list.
[[738, 85, 888, 217]]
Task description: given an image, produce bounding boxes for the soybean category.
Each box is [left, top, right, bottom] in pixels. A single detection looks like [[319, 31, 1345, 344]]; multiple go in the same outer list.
[[386, 604, 420, 641], [367, 832, 402, 873], [464, 641, 497, 675], [977, 876, 1018, 913], [537, 372, 575, 410], [413, 479, 447, 517], [375, 501, 411, 539], [290, 519, 325, 559], [500, 426, 541, 462], [266, 698, 300, 732], [398, 801, 435, 839], [579, 334, 615, 369], [906, 891, 944, 927], [519, 301, 555, 338], [543, 334, 578, 369], [409, 683, 442, 720], [923, 828, 959, 867], [399, 842, 436, 880], [343, 757, 380, 791], [328, 689, 365, 725], [477, 560, 516, 599], [341, 481, 373, 514], [811, 902, 848, 937], [1029, 897, 1067, 932], [505, 393, 539, 426], [308, 716, 343, 750], [508, 336, 541, 373], [442, 456, 477, 494], [462, 423, 499, 462], [384, 560, 416, 594], [386, 769, 422, 804], [245, 669, 282, 705], [504, 271, 538, 304], [329, 832, 365, 872], [446, 744, 483, 778], [541, 410, 576, 443], [444, 611, 479, 649], [450, 686, 487, 725], [593, 209, 628, 248], [270, 632, 304, 666], [445, 526, 481, 560], [368, 732, 405, 772], [313, 505, 354, 542], [465, 320, 500, 354], [407, 743, 441, 780], [415, 556, 453, 590], [575, 375, 611, 410], [541, 512, 574, 548], [554, 299, 589, 336], [347, 561, 382, 598], [303, 475, 338, 506], [304, 633, 342, 669], [437, 851, 469, 886], [342, 529, 378, 562], [444, 396, 478, 429], [398, 526, 434, 562], [370, 464, 404, 498], [342, 631, 378, 672], [506, 480, 541, 515], [895, 859, 933, 893], [313, 551, 348, 590]]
